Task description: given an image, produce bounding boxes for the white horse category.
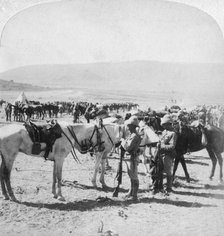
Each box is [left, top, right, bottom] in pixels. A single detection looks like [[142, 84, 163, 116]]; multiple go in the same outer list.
[[95, 120, 160, 185], [91, 123, 125, 188], [138, 120, 160, 175], [0, 121, 118, 201]]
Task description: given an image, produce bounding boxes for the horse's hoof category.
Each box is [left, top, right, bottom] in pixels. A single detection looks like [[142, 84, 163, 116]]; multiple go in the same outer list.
[[91, 181, 97, 188], [53, 194, 58, 199], [209, 177, 213, 181], [102, 184, 109, 190], [10, 196, 17, 202], [4, 196, 10, 200], [57, 196, 65, 201], [105, 165, 112, 171]]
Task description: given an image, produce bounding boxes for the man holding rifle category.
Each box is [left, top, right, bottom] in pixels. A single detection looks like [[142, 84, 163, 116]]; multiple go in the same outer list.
[[120, 116, 142, 201]]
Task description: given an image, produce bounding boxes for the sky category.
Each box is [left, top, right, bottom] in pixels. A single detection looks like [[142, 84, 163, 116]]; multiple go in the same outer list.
[[0, 0, 224, 72]]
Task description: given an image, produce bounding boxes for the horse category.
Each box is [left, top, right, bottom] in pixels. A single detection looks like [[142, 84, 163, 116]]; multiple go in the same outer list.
[[173, 122, 224, 182], [91, 119, 160, 188], [90, 122, 125, 187], [137, 121, 160, 175], [0, 121, 111, 202]]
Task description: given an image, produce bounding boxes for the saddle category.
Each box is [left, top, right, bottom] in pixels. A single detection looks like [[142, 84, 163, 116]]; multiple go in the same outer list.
[[24, 120, 62, 159], [188, 124, 207, 152]]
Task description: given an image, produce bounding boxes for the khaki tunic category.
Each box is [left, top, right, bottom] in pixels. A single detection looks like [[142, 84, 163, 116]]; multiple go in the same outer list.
[[122, 132, 141, 180], [160, 130, 177, 176]]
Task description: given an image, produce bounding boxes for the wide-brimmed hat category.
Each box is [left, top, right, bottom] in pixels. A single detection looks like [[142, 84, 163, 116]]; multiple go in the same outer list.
[[198, 111, 206, 120], [125, 116, 139, 127], [160, 115, 173, 125]]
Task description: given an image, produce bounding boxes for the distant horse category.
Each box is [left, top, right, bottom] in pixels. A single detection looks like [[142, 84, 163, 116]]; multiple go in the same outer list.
[[0, 121, 112, 202], [173, 123, 224, 182]]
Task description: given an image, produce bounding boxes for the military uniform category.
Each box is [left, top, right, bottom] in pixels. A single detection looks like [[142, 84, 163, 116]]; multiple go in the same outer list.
[[153, 115, 177, 193], [121, 116, 141, 200], [160, 129, 177, 191]]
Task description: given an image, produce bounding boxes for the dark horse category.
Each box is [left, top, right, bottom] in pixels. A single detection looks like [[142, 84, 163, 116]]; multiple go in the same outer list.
[[173, 122, 224, 182]]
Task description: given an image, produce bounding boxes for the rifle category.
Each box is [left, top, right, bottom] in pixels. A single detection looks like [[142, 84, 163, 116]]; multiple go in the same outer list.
[[113, 146, 125, 197]]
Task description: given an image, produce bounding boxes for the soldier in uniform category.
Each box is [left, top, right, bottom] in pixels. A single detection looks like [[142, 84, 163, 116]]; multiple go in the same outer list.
[[121, 116, 141, 201], [154, 115, 177, 194]]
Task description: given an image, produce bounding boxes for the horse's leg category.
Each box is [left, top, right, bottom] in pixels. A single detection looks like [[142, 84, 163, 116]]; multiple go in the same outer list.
[[99, 155, 108, 188], [91, 152, 102, 188], [215, 152, 223, 182], [143, 153, 151, 176], [179, 155, 190, 182], [207, 147, 217, 180], [1, 156, 16, 201], [52, 161, 57, 198], [0, 160, 9, 200], [4, 170, 17, 201], [173, 155, 180, 179], [55, 158, 65, 201]]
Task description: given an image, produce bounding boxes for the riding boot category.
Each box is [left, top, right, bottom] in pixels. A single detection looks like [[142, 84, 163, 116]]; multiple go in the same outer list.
[[166, 176, 173, 192], [131, 179, 139, 201]]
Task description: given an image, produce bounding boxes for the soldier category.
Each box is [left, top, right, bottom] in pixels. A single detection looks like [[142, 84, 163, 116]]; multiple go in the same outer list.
[[121, 116, 141, 201], [153, 115, 177, 194]]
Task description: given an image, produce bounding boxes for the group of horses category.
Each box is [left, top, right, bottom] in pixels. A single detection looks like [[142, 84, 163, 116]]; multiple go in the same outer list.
[[1, 99, 139, 123], [0, 103, 224, 203], [3, 101, 60, 122]]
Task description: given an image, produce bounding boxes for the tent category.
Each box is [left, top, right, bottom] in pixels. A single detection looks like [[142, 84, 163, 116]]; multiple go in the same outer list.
[[14, 92, 29, 105]]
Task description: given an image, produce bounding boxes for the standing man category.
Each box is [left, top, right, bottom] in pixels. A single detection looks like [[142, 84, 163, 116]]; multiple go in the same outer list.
[[154, 114, 177, 194], [121, 116, 141, 201]]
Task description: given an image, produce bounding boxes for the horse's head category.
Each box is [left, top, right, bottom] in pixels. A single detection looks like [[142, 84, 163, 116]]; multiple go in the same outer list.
[[67, 124, 104, 154], [139, 125, 159, 147]]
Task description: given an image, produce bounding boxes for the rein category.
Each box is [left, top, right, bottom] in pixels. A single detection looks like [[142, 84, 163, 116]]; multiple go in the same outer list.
[[61, 129, 80, 163], [67, 125, 101, 155], [102, 124, 114, 146]]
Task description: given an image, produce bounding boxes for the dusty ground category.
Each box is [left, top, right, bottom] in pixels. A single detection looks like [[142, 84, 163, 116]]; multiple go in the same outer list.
[[0, 110, 224, 236]]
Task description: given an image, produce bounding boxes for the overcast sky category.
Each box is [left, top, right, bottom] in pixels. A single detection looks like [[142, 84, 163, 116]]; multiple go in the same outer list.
[[0, 0, 224, 72], [1, 0, 223, 33]]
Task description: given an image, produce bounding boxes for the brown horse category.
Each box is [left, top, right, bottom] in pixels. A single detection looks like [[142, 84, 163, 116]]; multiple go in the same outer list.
[[173, 122, 224, 182]]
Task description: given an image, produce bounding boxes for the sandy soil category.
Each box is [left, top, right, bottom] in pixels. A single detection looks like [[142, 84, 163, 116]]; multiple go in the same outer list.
[[0, 110, 224, 236]]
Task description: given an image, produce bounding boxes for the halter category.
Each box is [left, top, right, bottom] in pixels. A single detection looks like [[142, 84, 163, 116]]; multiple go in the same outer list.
[[63, 124, 117, 162], [64, 125, 104, 157]]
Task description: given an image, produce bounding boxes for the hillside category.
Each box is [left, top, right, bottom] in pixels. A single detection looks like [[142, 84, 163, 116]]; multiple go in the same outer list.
[[0, 78, 50, 91], [0, 61, 224, 95]]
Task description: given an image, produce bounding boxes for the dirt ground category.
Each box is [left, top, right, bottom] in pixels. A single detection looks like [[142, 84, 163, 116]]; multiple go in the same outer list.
[[0, 111, 224, 236]]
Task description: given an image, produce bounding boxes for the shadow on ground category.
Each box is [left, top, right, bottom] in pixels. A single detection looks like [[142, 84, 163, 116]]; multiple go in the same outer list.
[[18, 195, 216, 212]]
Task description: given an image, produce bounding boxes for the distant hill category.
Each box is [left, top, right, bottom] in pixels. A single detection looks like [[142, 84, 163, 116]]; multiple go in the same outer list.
[[0, 61, 224, 96], [0, 78, 50, 91]]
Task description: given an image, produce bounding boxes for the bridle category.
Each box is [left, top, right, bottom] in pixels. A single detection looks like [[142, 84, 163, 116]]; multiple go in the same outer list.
[[62, 123, 117, 162]]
